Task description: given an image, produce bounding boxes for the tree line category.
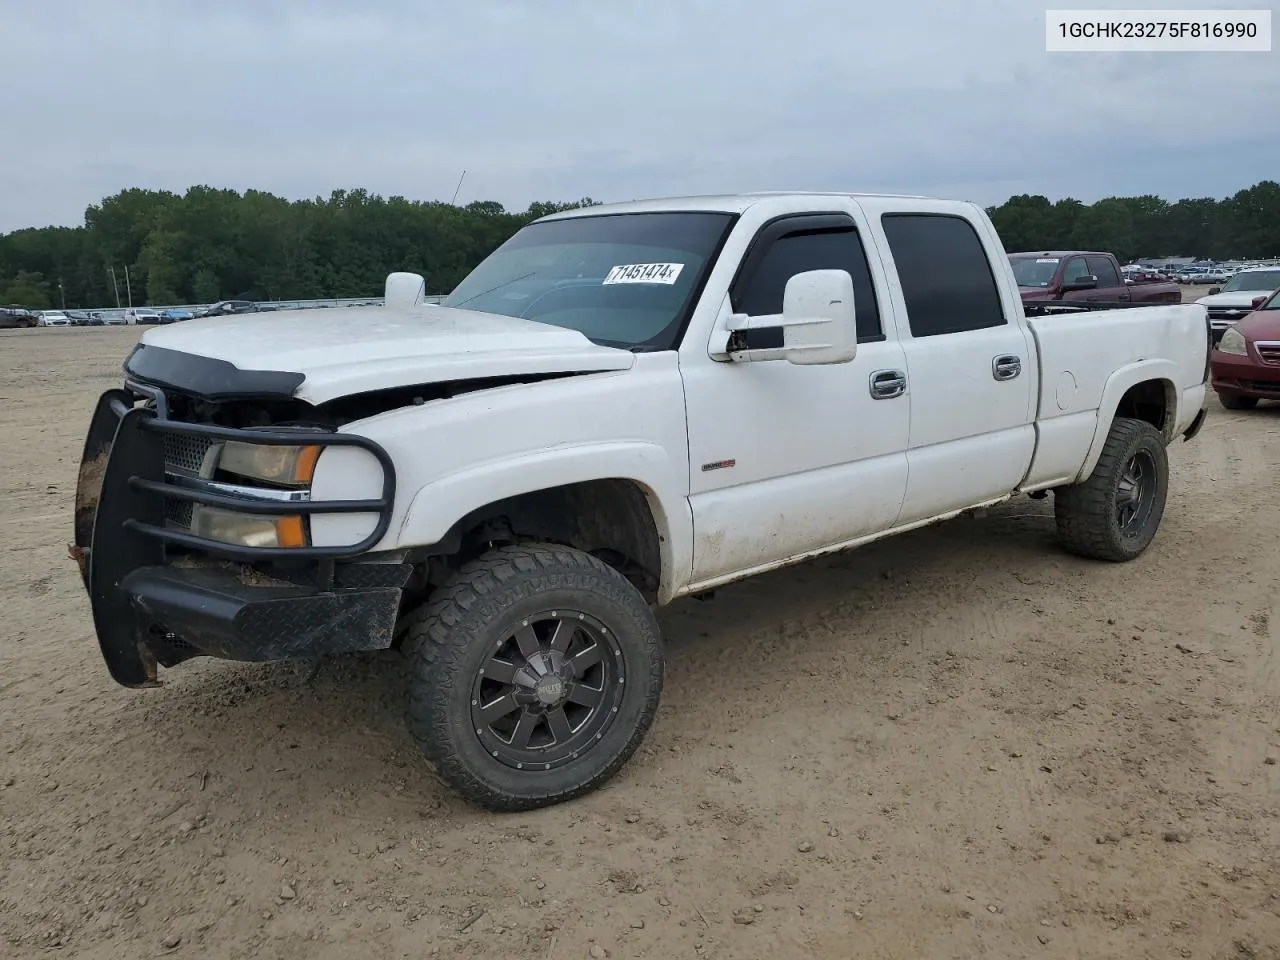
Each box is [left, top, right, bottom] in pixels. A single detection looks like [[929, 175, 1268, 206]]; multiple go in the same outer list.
[[2, 181, 1278, 310]]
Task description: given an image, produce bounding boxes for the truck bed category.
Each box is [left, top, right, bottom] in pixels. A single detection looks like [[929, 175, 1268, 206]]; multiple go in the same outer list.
[[1020, 300, 1210, 487]]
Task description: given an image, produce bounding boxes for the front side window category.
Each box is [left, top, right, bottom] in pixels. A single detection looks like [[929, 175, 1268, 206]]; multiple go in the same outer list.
[[732, 225, 884, 342], [1062, 257, 1092, 284], [443, 212, 736, 351], [1086, 256, 1122, 287], [881, 214, 1006, 337]]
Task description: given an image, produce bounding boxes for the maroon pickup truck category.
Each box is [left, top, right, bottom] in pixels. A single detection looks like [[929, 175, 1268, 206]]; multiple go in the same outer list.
[[1009, 251, 1181, 305]]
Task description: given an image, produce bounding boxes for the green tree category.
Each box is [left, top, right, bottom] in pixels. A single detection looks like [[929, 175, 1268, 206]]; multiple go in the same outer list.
[[4, 181, 1279, 310], [192, 268, 220, 303], [0, 270, 52, 308]]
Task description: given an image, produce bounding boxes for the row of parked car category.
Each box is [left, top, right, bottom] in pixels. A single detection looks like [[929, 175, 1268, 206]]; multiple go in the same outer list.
[[20, 300, 263, 327], [1123, 261, 1280, 285], [8, 297, 393, 330]]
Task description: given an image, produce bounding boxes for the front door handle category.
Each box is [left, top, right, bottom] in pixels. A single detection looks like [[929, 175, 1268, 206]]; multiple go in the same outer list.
[[869, 369, 907, 399], [992, 355, 1022, 381]]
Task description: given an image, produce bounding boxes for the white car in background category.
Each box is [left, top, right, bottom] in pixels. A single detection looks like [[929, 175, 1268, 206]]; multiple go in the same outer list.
[[1198, 267, 1280, 342], [38, 311, 72, 327]]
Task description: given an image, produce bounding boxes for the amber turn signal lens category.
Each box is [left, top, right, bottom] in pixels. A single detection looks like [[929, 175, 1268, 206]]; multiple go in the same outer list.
[[273, 515, 307, 548]]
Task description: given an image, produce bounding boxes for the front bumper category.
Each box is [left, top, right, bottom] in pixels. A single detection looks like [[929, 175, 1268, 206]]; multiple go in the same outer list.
[[1210, 352, 1280, 400], [73, 387, 407, 687]]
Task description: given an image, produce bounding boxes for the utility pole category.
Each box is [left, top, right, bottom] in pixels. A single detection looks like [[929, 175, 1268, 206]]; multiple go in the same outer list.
[[124, 265, 133, 308], [59, 279, 66, 309], [108, 267, 121, 308]]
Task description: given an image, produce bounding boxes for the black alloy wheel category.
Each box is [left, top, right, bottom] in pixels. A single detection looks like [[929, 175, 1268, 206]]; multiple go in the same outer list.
[[1114, 449, 1157, 535], [471, 609, 625, 771], [404, 543, 664, 811]]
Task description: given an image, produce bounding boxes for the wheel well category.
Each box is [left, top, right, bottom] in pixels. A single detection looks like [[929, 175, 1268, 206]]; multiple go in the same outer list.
[[1115, 379, 1175, 438], [425, 479, 663, 601]]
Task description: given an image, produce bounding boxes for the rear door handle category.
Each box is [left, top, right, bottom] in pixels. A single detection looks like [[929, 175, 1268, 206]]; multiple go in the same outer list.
[[992, 355, 1022, 381], [869, 369, 907, 399]]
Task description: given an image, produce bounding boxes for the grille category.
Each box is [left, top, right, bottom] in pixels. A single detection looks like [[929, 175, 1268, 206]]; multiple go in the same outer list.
[[1255, 343, 1280, 366], [1240, 380, 1280, 395], [165, 497, 194, 530], [1208, 307, 1250, 325], [163, 433, 218, 476]]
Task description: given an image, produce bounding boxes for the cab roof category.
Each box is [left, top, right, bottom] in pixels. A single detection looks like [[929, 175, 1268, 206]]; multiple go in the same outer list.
[[535, 191, 948, 221]]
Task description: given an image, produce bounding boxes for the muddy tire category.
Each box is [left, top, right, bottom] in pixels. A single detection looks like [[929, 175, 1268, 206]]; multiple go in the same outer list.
[[404, 543, 663, 811], [1055, 417, 1169, 562], [1218, 392, 1258, 411]]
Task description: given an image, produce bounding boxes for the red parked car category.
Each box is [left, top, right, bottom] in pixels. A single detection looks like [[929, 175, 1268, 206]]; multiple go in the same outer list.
[[1209, 290, 1280, 410]]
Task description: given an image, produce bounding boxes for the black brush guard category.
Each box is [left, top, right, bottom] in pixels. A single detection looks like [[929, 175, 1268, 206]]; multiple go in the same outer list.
[[73, 387, 410, 688]]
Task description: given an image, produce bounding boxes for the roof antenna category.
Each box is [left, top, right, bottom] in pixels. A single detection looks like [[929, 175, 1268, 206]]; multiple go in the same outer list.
[[450, 169, 467, 206]]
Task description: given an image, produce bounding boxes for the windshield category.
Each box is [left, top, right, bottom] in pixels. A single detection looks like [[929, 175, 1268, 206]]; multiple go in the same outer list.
[[1221, 269, 1280, 293], [443, 212, 736, 350], [1009, 256, 1060, 287]]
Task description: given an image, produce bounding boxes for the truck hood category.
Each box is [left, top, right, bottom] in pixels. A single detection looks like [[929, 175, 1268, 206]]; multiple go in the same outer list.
[[134, 304, 636, 404], [1236, 310, 1280, 341], [1196, 291, 1273, 308]]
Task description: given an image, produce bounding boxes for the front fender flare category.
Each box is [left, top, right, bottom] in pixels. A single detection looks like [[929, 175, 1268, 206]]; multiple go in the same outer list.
[[396, 441, 693, 603], [1075, 360, 1178, 482]]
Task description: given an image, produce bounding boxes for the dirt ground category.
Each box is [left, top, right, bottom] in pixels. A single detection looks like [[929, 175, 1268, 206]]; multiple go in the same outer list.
[[2, 317, 1278, 960]]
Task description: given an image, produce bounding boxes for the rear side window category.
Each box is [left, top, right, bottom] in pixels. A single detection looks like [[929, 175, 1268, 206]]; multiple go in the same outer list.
[[880, 214, 1006, 337], [1086, 256, 1121, 287], [733, 226, 884, 342]]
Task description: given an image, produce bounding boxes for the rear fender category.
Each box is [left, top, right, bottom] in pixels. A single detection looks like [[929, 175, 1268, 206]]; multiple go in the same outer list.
[[1076, 360, 1178, 482]]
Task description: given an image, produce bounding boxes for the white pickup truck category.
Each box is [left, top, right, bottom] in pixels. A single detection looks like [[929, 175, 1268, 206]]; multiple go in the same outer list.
[[74, 192, 1210, 810]]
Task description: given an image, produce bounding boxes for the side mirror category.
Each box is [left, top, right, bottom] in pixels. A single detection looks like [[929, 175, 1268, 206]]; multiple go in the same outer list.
[[385, 271, 426, 308], [1062, 275, 1098, 291], [1207, 286, 1222, 296], [723, 270, 857, 365], [1251, 295, 1267, 309]]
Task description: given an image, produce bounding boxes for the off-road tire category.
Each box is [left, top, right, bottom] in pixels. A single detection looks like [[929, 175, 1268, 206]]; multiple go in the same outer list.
[[1054, 416, 1169, 562], [404, 543, 663, 811], [1218, 392, 1258, 411]]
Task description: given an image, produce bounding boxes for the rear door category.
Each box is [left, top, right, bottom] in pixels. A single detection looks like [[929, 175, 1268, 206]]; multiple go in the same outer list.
[[862, 205, 1036, 523]]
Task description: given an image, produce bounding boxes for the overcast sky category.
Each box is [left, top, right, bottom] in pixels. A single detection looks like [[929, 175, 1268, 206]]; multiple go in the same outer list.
[[2, 0, 1276, 232]]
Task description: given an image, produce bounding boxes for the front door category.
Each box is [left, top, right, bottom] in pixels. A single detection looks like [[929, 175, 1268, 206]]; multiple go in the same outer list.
[[1086, 254, 1130, 301], [680, 206, 910, 587]]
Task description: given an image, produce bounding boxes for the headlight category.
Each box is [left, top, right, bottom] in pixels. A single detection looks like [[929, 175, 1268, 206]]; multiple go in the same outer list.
[[218, 441, 320, 487], [190, 505, 307, 548], [1217, 327, 1248, 356]]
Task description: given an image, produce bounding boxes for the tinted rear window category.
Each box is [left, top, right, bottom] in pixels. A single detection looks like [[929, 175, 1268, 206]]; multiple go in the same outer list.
[[881, 214, 1006, 337]]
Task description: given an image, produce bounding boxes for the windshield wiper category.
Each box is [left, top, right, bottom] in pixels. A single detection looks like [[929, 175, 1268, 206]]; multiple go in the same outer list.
[[449, 272, 537, 307]]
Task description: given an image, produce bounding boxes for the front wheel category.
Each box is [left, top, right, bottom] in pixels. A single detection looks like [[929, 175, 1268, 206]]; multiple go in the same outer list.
[[404, 543, 664, 811], [1054, 417, 1169, 562], [1218, 392, 1258, 411]]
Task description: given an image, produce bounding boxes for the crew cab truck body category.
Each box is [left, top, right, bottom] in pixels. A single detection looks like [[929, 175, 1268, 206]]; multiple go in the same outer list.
[[1010, 250, 1181, 305], [74, 193, 1210, 811]]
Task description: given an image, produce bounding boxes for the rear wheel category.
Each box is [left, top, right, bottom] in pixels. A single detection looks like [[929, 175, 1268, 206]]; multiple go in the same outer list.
[[404, 543, 663, 811], [1055, 417, 1169, 562], [1218, 392, 1258, 411]]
